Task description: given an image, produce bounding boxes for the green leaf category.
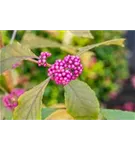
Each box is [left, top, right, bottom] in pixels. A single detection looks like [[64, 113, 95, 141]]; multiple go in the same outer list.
[[69, 30, 94, 39], [41, 108, 57, 120], [0, 75, 7, 92], [101, 109, 135, 120], [13, 78, 50, 120], [0, 96, 12, 120], [21, 32, 62, 49], [0, 42, 37, 74], [77, 38, 125, 55], [21, 32, 77, 55], [64, 80, 100, 120]]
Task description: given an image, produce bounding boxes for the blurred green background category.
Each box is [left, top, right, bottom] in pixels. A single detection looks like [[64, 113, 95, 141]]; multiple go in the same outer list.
[[0, 30, 129, 106]]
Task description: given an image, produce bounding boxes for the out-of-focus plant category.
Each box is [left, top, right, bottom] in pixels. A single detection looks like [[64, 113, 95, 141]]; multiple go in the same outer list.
[[1, 31, 129, 105]]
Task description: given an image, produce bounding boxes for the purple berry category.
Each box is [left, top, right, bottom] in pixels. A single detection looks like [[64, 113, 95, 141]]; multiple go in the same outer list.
[[74, 70, 79, 74], [62, 72, 66, 76], [43, 56, 46, 59], [58, 74, 62, 77], [55, 65, 59, 69], [38, 52, 51, 67], [74, 62, 79, 66], [42, 59, 46, 63], [66, 74, 71, 79], [48, 55, 83, 85], [59, 77, 63, 81]]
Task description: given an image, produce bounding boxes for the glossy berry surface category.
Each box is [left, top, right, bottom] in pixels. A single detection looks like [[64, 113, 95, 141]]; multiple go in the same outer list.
[[48, 55, 83, 85]]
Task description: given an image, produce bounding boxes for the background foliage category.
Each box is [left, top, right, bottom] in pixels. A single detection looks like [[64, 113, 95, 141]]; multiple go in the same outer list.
[[0, 30, 129, 108]]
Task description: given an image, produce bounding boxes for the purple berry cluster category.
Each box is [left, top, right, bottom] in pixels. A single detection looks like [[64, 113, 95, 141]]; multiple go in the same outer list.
[[48, 55, 83, 85], [38, 52, 51, 67], [2, 89, 25, 110]]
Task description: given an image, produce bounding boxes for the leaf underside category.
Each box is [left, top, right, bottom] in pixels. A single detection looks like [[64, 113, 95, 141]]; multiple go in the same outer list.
[[13, 78, 50, 120]]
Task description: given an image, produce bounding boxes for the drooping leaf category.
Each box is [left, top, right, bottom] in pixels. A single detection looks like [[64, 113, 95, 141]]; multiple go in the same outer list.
[[45, 109, 74, 120], [21, 32, 77, 54], [13, 78, 50, 120], [0, 96, 12, 120], [41, 107, 57, 120], [69, 30, 94, 39], [77, 38, 125, 55], [64, 80, 100, 120], [0, 42, 37, 74], [101, 109, 135, 120]]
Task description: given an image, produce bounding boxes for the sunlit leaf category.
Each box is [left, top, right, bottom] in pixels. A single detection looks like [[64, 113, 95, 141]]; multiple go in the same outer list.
[[77, 38, 125, 55], [42, 104, 66, 120], [45, 109, 74, 120], [64, 80, 100, 120], [69, 30, 94, 39], [0, 42, 37, 74], [13, 78, 50, 120], [101, 109, 135, 120]]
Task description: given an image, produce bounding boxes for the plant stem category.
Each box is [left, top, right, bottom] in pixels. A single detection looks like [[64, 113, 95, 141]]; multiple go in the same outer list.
[[26, 58, 38, 64], [26, 58, 52, 67], [10, 30, 17, 44], [46, 63, 51, 67]]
